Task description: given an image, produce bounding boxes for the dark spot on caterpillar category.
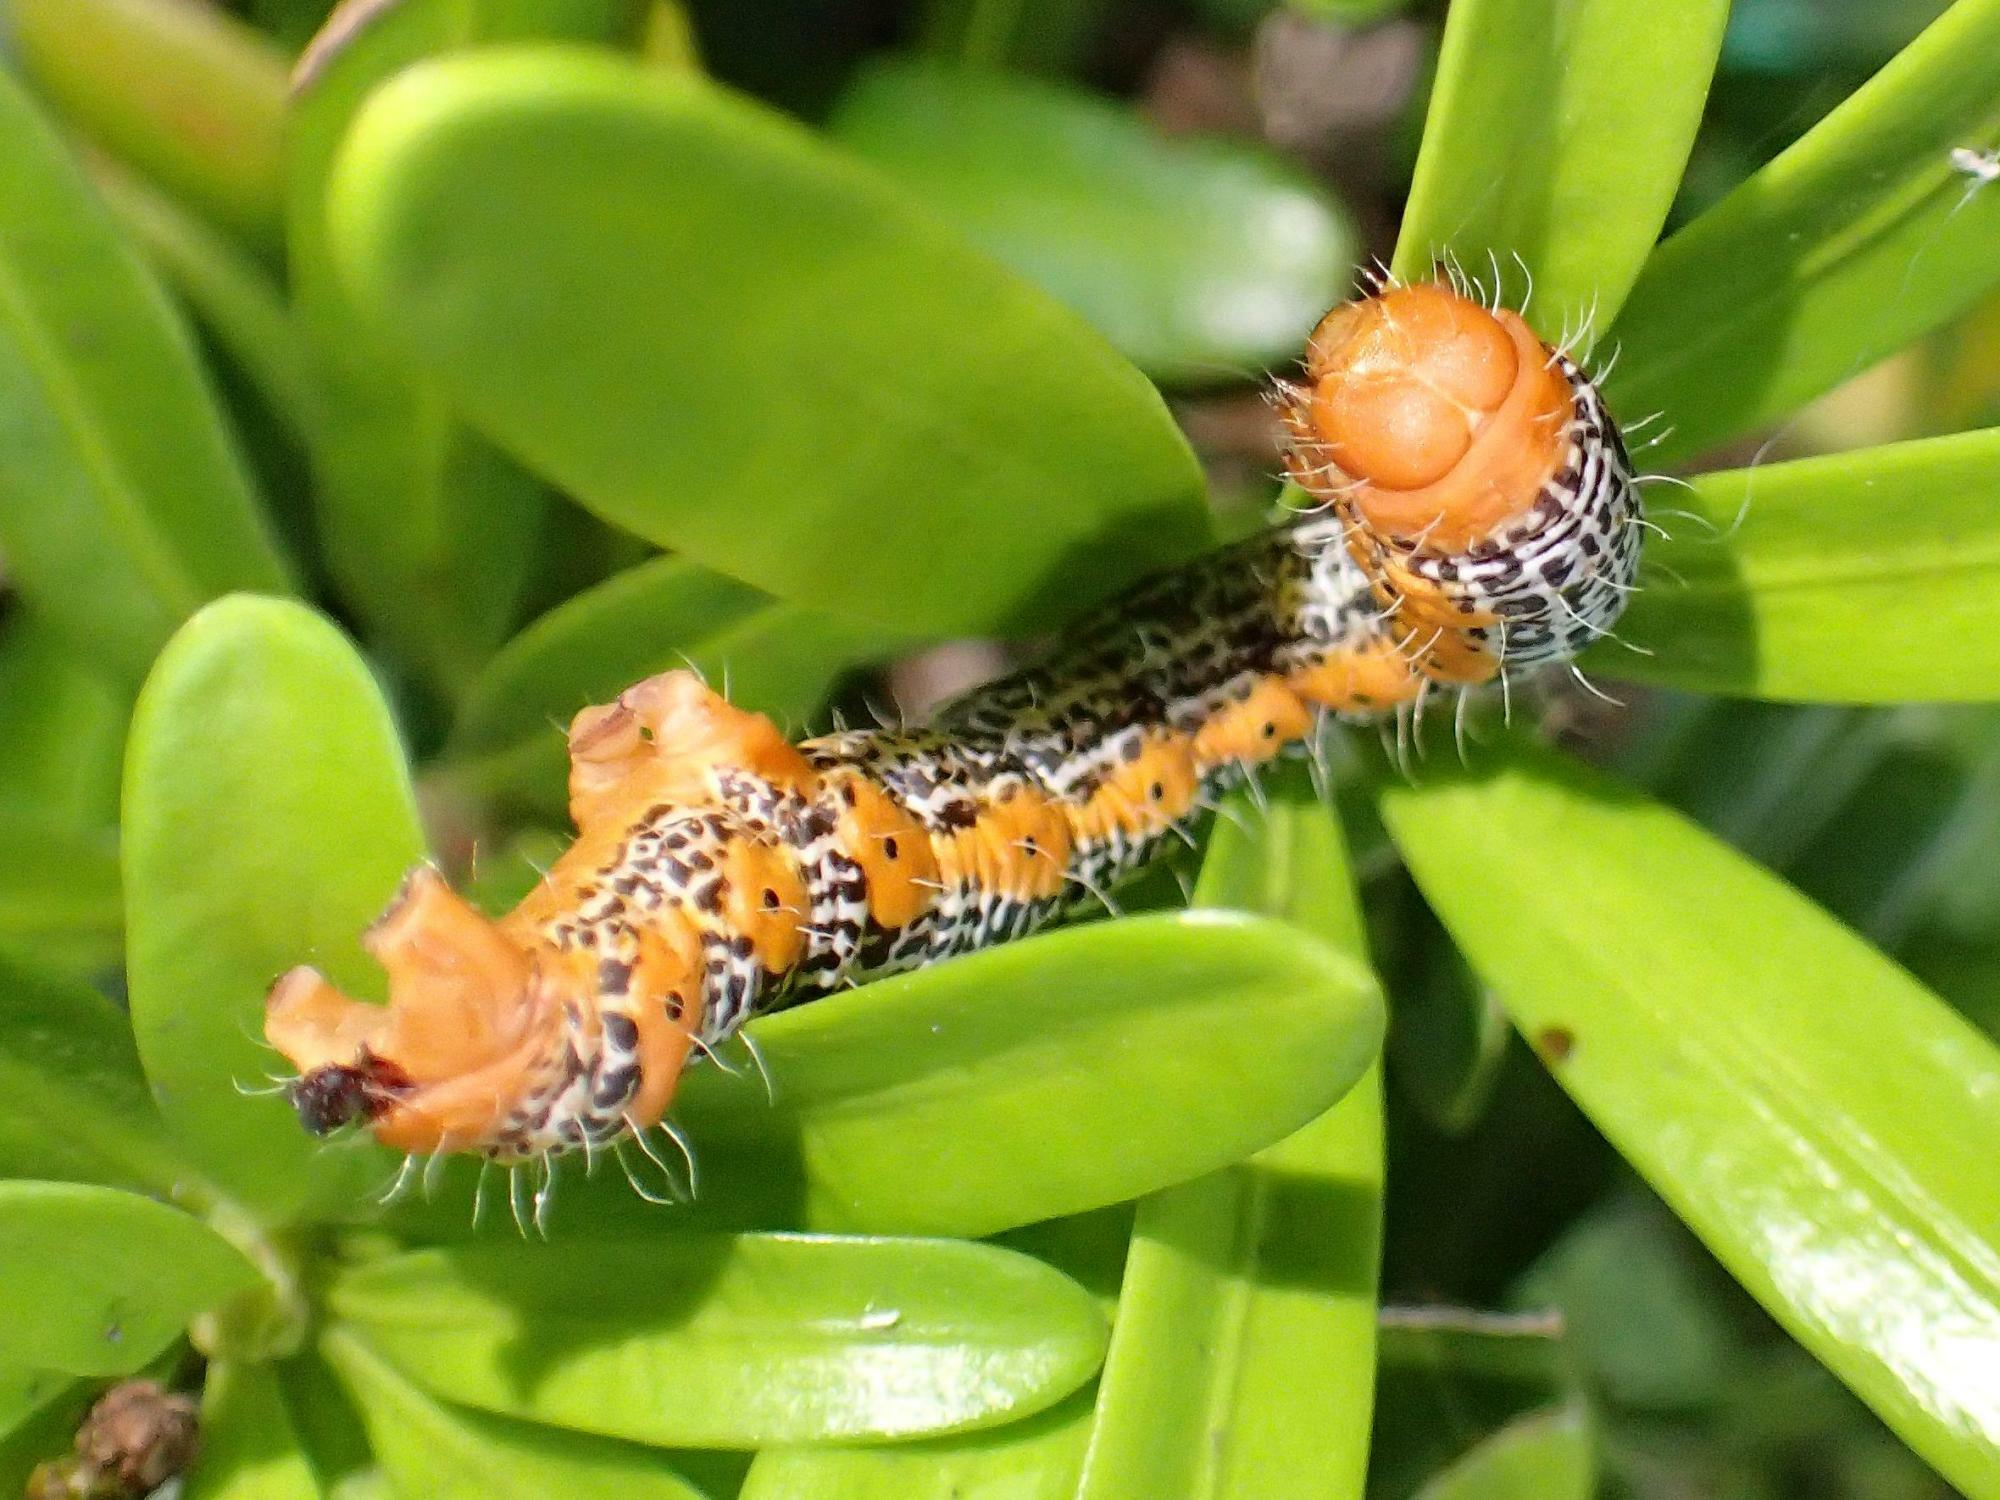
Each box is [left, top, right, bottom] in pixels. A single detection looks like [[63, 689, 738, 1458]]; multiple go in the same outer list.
[[665, 992, 685, 1020], [1534, 1026, 1576, 1064], [598, 958, 634, 994], [1149, 782, 1165, 801], [289, 1053, 410, 1135], [602, 1012, 639, 1050], [1261, 722, 1277, 739], [762, 888, 780, 909], [882, 836, 899, 860]]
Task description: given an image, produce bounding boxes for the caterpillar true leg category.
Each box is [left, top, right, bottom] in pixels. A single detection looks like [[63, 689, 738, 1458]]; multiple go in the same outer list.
[[264, 279, 1644, 1181]]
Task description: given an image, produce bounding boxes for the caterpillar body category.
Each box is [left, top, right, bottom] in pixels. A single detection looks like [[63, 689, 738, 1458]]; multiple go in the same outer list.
[[266, 281, 1641, 1168]]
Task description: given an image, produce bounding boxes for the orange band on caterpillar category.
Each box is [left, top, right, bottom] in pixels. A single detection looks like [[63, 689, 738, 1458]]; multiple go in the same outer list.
[[264, 281, 1642, 1169]]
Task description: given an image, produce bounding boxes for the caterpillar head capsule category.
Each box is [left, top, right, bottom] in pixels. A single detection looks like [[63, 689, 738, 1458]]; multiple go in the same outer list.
[[1278, 279, 1642, 681], [264, 864, 704, 1161]]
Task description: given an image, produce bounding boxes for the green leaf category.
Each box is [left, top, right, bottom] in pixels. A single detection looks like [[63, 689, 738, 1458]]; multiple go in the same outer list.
[[0, 813, 122, 977], [124, 596, 423, 1224], [674, 909, 1383, 1237], [184, 1360, 322, 1500], [93, 158, 318, 452], [0, 612, 129, 828], [916, 0, 1105, 74], [0, 69, 293, 684], [325, 47, 1209, 636], [1410, 1405, 1594, 1500], [1610, 0, 2000, 466], [830, 61, 1356, 383], [1596, 429, 2000, 702], [286, 0, 643, 693], [323, 1327, 707, 1500], [443, 555, 888, 815], [1075, 773, 1382, 1500], [1378, 742, 2000, 1500], [3, 0, 288, 247], [329, 1234, 1108, 1446], [0, 948, 197, 1195], [739, 1388, 1094, 1500], [0, 1180, 258, 1376], [1392, 0, 1729, 340]]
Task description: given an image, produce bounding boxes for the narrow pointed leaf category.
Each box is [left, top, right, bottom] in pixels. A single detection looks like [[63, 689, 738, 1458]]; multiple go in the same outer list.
[[1076, 774, 1383, 1500], [324, 1328, 706, 1500], [1379, 743, 2000, 1499], [1596, 429, 2000, 702], [0, 949, 197, 1195], [830, 61, 1356, 383], [0, 1181, 258, 1376], [184, 1360, 322, 1500], [1393, 0, 1729, 341], [0, 614, 129, 828], [0, 70, 292, 683], [0, 813, 122, 976], [4, 0, 288, 246], [1609, 0, 2000, 465], [329, 1235, 1108, 1446], [124, 597, 420, 1223], [671, 909, 1383, 1237], [325, 47, 1209, 636]]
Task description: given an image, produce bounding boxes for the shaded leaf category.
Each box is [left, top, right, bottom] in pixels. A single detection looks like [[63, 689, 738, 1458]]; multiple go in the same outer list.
[[1410, 1405, 1593, 1500], [1610, 0, 2000, 464], [4, 0, 288, 246], [0, 612, 129, 828], [0, 68, 292, 683], [184, 1360, 323, 1500], [0, 1180, 258, 1376], [324, 1327, 706, 1499], [0, 813, 122, 977], [831, 60, 1356, 383], [325, 47, 1209, 636], [0, 948, 195, 1194]]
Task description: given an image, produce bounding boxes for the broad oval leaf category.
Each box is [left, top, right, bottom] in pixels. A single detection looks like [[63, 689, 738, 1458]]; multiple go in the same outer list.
[[325, 47, 1210, 636], [287, 0, 641, 693], [323, 1328, 707, 1500], [0, 1180, 259, 1376], [0, 948, 195, 1195], [1609, 0, 2000, 465], [445, 555, 888, 815], [1076, 776, 1383, 1500], [4, 0, 288, 246], [673, 909, 1383, 1237], [1597, 428, 2000, 701], [0, 69, 292, 684], [830, 60, 1357, 384], [1378, 743, 2000, 1499], [328, 1234, 1108, 1446], [124, 596, 420, 1224], [1393, 0, 1729, 341]]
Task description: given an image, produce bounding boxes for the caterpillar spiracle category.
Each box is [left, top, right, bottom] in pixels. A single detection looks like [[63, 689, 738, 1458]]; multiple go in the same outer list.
[[265, 280, 1641, 1173]]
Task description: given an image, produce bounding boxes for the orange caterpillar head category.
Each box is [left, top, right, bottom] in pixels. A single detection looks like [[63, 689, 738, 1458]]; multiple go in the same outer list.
[[264, 865, 702, 1161], [1288, 281, 1573, 553]]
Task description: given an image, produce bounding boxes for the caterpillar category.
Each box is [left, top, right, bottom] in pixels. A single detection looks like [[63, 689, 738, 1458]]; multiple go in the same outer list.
[[265, 279, 1641, 1183]]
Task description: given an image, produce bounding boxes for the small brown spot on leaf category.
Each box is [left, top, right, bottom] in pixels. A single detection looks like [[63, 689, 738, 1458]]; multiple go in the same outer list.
[[1534, 1026, 1575, 1064]]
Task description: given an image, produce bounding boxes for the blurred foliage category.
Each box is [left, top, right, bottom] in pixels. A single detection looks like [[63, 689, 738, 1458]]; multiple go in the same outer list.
[[0, 0, 1997, 1498]]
